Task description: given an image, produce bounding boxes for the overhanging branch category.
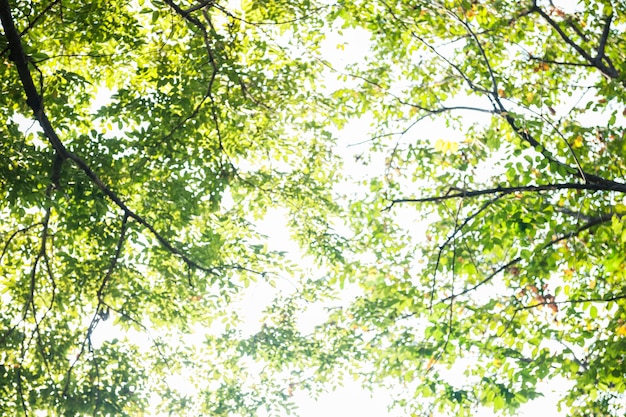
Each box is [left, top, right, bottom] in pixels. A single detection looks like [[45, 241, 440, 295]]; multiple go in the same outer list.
[[531, 2, 619, 79], [0, 0, 67, 157], [438, 212, 615, 305], [387, 182, 625, 208], [0, 0, 221, 276]]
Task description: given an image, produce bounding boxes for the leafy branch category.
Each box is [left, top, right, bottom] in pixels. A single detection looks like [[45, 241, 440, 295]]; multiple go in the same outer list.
[[0, 0, 224, 277], [438, 211, 616, 305], [516, 291, 626, 311], [387, 182, 626, 208], [428, 194, 503, 310], [531, 1, 619, 79]]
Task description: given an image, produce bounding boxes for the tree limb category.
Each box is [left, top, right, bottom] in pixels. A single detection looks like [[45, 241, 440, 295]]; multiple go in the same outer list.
[[517, 291, 626, 311], [0, 0, 221, 276], [595, 13, 612, 65], [438, 212, 615, 305], [532, 3, 619, 79], [388, 182, 625, 208]]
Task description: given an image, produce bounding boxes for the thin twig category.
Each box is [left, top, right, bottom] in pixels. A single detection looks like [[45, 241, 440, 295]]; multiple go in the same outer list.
[[438, 212, 615, 304]]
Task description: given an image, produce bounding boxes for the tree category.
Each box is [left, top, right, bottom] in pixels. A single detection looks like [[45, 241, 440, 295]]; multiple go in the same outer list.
[[297, 0, 626, 416], [3, 0, 626, 416], [0, 0, 341, 415]]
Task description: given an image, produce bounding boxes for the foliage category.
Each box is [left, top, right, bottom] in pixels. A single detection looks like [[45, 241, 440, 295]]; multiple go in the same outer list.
[[0, 0, 339, 415], [3, 0, 626, 416], [298, 0, 626, 416]]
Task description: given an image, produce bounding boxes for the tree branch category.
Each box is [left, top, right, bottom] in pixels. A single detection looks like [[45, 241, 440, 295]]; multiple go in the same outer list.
[[388, 182, 625, 208], [0, 0, 61, 58], [595, 13, 612, 65], [528, 56, 595, 68], [97, 214, 129, 303], [183, 0, 215, 15], [517, 291, 626, 312], [0, 0, 222, 276], [0, 0, 67, 157], [428, 195, 503, 310], [532, 3, 619, 79], [393, 1, 624, 192], [438, 212, 615, 305]]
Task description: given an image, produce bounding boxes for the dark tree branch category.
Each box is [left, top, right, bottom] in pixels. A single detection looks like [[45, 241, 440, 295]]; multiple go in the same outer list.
[[459, 9, 589, 184], [380, 0, 491, 95], [0, 0, 60, 57], [0, 0, 228, 277], [16, 337, 28, 413], [410, 29, 491, 95], [328, 60, 494, 145], [555, 206, 594, 222], [428, 195, 503, 310], [430, 197, 465, 365], [564, 15, 590, 43], [159, 0, 219, 144], [0, 0, 67, 156], [451, 9, 499, 96], [398, 2, 625, 193], [214, 2, 329, 26], [0, 0, 262, 282], [164, 0, 204, 27], [449, 3, 625, 191], [97, 214, 129, 303], [453, 10, 596, 186], [532, 3, 619, 79], [0, 223, 41, 263], [62, 306, 104, 397], [24, 205, 51, 319], [348, 104, 493, 147], [498, 110, 617, 187], [528, 55, 595, 68], [595, 13, 612, 64], [440, 256, 520, 305], [67, 154, 220, 275], [517, 291, 626, 311], [183, 0, 215, 15], [438, 212, 615, 305], [533, 4, 594, 61], [555, 338, 589, 372], [388, 182, 626, 208]]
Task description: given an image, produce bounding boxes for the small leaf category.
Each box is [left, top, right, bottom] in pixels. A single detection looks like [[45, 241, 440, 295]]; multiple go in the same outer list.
[[572, 135, 583, 149]]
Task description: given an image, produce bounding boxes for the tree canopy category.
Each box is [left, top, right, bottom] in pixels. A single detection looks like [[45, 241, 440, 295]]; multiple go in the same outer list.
[[1, 0, 626, 416]]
